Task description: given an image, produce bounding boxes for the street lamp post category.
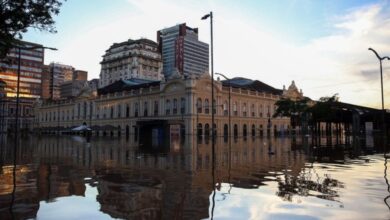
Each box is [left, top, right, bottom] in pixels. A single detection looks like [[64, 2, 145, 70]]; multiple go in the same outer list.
[[216, 73, 231, 137], [202, 11, 215, 141], [14, 44, 57, 136], [368, 48, 389, 137]]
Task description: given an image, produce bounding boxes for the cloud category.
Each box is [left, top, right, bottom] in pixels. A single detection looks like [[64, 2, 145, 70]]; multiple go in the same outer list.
[[41, 0, 390, 108]]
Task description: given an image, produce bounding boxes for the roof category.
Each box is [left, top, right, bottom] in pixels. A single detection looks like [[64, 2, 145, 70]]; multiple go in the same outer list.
[[221, 77, 283, 95], [98, 78, 160, 95], [108, 38, 158, 51]]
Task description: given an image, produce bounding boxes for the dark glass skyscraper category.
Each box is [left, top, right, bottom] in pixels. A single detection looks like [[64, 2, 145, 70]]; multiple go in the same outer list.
[[157, 23, 209, 78]]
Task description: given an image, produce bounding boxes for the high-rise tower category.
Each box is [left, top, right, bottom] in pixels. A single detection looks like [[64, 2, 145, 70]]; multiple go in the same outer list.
[[157, 23, 209, 78]]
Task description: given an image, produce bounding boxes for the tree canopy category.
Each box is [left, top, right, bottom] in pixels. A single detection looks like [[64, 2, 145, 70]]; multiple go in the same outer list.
[[308, 94, 339, 122], [0, 0, 64, 57], [273, 97, 311, 118]]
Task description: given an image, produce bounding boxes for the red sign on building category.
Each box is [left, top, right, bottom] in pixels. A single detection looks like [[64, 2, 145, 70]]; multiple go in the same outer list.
[[175, 37, 184, 74]]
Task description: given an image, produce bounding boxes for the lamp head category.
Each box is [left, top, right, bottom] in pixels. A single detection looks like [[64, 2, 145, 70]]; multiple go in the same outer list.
[[201, 14, 210, 20]]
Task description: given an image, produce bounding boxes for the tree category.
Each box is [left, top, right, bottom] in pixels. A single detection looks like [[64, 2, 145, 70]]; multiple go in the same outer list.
[[308, 94, 339, 122], [0, 0, 64, 57], [273, 97, 310, 129]]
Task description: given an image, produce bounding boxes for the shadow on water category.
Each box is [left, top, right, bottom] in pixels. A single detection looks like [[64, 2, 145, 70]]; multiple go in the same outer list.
[[0, 134, 389, 219]]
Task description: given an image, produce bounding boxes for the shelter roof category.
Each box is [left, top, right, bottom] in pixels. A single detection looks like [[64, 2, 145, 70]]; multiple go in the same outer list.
[[221, 77, 282, 95]]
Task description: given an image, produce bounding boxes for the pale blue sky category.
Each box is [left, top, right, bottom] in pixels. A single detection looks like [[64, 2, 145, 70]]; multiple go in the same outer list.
[[23, 0, 390, 108]]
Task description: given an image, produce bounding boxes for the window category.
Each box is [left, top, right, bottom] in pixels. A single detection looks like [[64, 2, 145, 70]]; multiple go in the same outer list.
[[233, 102, 238, 116], [223, 101, 228, 116], [173, 98, 178, 114], [78, 103, 81, 119], [117, 104, 121, 118], [166, 99, 171, 115], [259, 104, 263, 118], [126, 104, 129, 117], [243, 103, 247, 117], [267, 105, 270, 117], [154, 101, 158, 116], [134, 102, 139, 117], [204, 99, 209, 114], [251, 104, 255, 117], [83, 102, 87, 119], [143, 101, 148, 117], [180, 98, 185, 114], [213, 99, 216, 114], [110, 106, 114, 118], [197, 98, 202, 113]]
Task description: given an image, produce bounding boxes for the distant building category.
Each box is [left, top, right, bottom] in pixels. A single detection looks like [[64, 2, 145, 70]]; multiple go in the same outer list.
[[41, 63, 88, 99], [282, 81, 304, 101], [0, 40, 44, 99], [157, 23, 209, 78], [41, 65, 51, 99], [59, 71, 89, 99], [0, 40, 44, 132], [60, 80, 87, 98], [48, 63, 75, 100], [88, 79, 99, 91], [99, 38, 162, 88], [73, 70, 88, 81]]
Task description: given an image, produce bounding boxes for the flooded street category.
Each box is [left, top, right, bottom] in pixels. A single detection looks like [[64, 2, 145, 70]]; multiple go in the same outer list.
[[0, 135, 389, 219]]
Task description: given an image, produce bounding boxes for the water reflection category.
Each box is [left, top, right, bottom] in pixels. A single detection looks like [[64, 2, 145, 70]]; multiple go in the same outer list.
[[0, 134, 389, 219]]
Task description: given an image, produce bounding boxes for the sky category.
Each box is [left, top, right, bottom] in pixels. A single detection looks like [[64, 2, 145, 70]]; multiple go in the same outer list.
[[23, 0, 390, 109]]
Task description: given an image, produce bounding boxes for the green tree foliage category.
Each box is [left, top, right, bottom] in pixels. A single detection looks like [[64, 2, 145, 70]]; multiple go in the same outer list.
[[0, 0, 64, 57], [273, 97, 311, 128], [273, 97, 310, 118], [308, 94, 339, 122]]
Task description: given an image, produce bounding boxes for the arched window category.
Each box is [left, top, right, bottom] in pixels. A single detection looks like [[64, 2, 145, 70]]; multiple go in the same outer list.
[[197, 123, 203, 136], [252, 124, 256, 137], [205, 123, 210, 136], [233, 102, 238, 116], [223, 124, 228, 137], [234, 124, 238, 137], [197, 98, 202, 113], [243, 124, 247, 137], [260, 124, 264, 136], [204, 99, 210, 114], [166, 99, 171, 115]]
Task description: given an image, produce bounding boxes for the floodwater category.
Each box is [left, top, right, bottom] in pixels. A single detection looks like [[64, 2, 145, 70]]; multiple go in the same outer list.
[[0, 134, 389, 220]]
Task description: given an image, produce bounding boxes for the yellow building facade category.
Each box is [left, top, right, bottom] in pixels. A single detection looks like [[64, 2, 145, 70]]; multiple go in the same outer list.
[[34, 74, 293, 137]]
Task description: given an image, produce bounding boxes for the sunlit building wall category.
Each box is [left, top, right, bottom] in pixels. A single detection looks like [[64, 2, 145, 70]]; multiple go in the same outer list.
[[0, 40, 44, 132]]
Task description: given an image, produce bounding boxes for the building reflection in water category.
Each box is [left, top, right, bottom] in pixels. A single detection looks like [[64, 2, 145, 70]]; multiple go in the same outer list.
[[0, 134, 389, 219]]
